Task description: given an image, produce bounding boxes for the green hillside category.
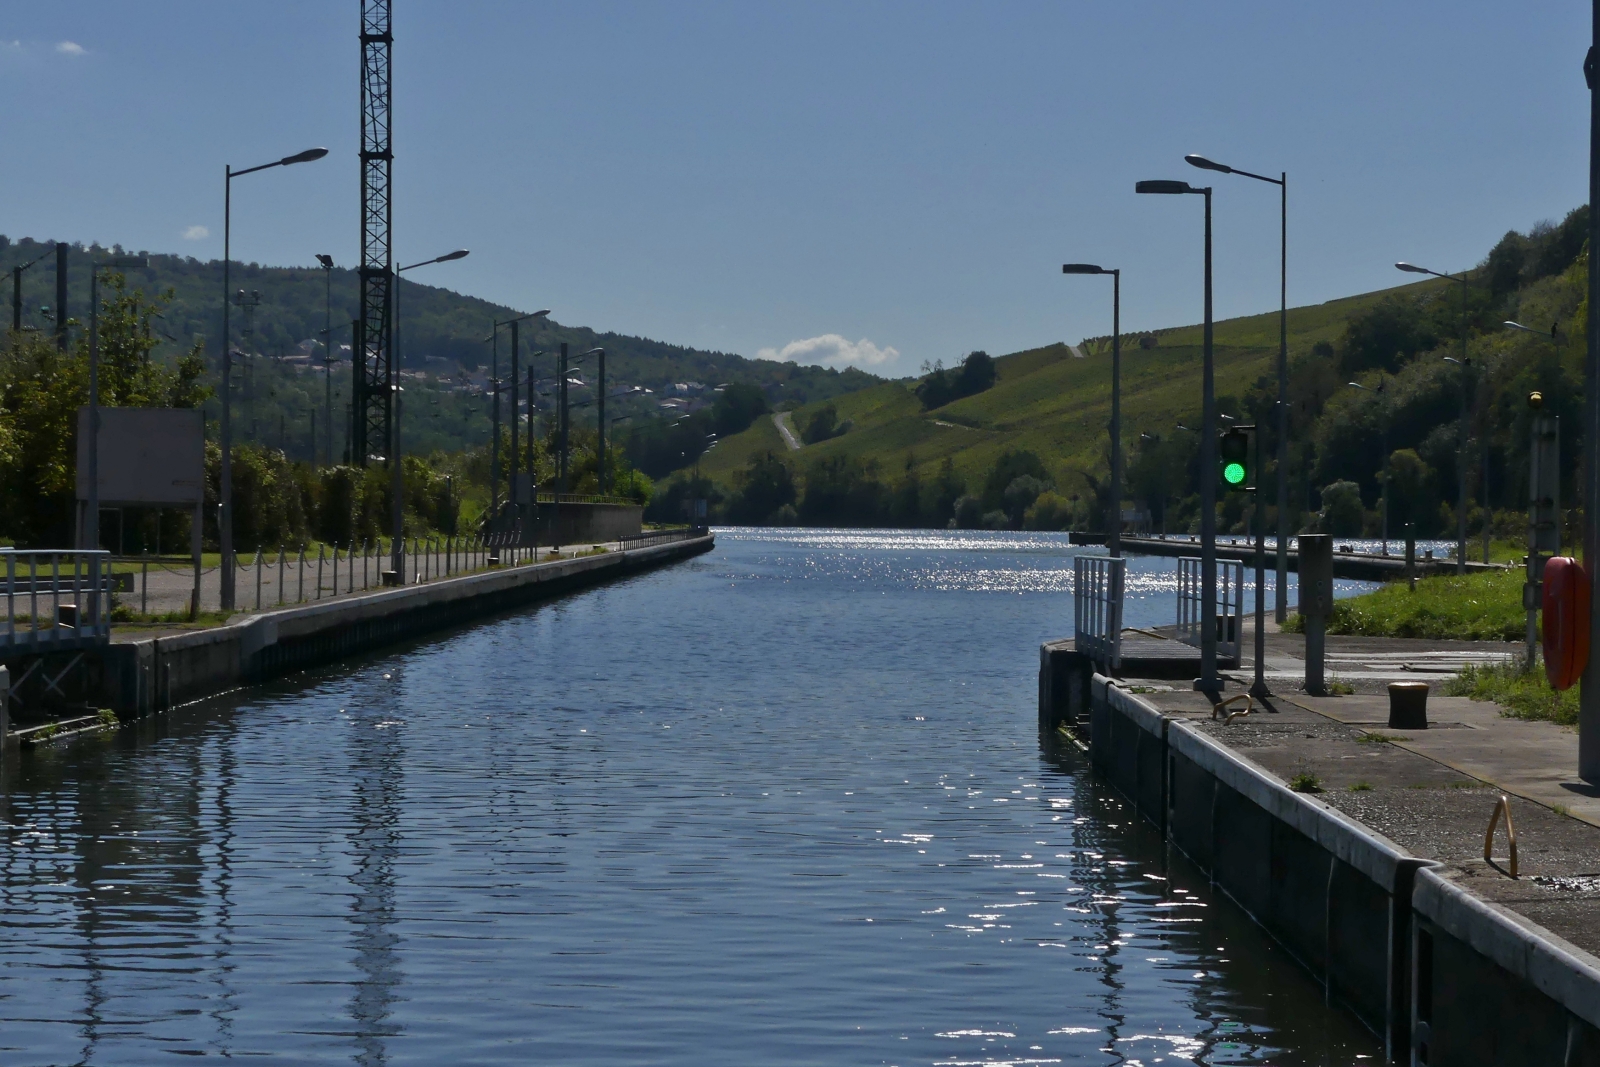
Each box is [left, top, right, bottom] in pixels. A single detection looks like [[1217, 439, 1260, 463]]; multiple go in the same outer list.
[[699, 280, 1440, 490], [0, 235, 880, 462], [683, 203, 1589, 537]]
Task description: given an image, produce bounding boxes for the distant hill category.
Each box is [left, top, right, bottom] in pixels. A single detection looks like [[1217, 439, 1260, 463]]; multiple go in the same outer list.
[[692, 204, 1589, 537], [0, 235, 879, 460]]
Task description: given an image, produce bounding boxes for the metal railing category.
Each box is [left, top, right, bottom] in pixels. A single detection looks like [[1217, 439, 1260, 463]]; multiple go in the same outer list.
[[535, 492, 640, 506], [1177, 555, 1244, 663], [1073, 555, 1125, 668], [618, 526, 701, 551], [2, 549, 113, 651]]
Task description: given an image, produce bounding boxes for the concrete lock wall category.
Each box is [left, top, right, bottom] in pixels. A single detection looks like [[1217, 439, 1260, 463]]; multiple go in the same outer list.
[[535, 503, 643, 545], [1053, 667, 1600, 1065], [91, 535, 712, 718]]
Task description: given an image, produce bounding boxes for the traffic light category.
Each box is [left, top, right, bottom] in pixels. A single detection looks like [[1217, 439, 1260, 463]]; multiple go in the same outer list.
[[1219, 427, 1251, 491]]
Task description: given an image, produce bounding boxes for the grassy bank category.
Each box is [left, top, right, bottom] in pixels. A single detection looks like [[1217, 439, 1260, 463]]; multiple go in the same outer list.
[[1448, 659, 1578, 726], [1285, 566, 1524, 641]]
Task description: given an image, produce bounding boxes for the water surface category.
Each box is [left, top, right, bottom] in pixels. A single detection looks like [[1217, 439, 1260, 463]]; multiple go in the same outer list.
[[0, 529, 1380, 1064]]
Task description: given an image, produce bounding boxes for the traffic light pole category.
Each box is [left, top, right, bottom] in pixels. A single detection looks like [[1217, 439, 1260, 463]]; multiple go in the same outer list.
[[1252, 424, 1268, 698]]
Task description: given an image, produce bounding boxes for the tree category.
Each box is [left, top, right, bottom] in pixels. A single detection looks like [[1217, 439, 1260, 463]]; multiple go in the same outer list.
[[728, 451, 796, 524], [801, 403, 845, 444], [1318, 480, 1365, 536], [712, 382, 769, 436]]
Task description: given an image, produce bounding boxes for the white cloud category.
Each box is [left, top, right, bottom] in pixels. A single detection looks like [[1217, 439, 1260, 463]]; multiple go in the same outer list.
[[182, 225, 210, 241], [756, 333, 900, 372], [55, 41, 85, 56]]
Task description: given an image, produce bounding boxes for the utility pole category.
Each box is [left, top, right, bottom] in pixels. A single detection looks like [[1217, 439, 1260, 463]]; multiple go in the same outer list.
[[55, 242, 68, 350], [559, 342, 569, 492]]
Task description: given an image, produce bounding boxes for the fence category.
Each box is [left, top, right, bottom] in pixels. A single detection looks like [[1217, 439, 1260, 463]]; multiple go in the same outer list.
[[1, 549, 113, 652], [1073, 555, 1125, 668], [1176, 555, 1244, 663], [618, 526, 701, 551]]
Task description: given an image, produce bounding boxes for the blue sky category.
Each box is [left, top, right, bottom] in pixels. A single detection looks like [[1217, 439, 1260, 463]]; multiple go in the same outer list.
[[0, 2, 1588, 376]]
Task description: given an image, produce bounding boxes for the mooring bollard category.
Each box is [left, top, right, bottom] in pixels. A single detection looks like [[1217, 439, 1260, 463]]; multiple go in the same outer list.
[[1388, 680, 1429, 729], [1299, 534, 1333, 696]]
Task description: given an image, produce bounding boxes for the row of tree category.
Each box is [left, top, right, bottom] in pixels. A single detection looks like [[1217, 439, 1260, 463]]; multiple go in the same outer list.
[[0, 274, 650, 552]]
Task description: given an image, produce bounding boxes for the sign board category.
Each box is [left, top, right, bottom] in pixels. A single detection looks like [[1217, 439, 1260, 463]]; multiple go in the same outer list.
[[76, 407, 205, 505], [1529, 415, 1561, 556], [511, 472, 534, 505]]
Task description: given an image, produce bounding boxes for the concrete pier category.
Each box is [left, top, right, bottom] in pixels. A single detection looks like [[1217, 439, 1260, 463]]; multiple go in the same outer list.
[[1043, 641, 1600, 1065], [5, 532, 713, 729]]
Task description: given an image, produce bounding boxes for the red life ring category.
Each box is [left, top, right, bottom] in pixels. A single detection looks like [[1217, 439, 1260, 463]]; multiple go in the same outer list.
[[1542, 556, 1591, 691]]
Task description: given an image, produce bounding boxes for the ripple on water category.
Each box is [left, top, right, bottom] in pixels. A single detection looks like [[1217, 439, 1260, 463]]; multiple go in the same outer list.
[[0, 528, 1379, 1065]]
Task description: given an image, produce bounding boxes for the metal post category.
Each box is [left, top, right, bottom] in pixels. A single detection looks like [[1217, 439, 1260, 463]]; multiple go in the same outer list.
[[12, 265, 21, 333], [323, 259, 333, 468], [1457, 286, 1469, 575], [55, 242, 68, 351], [490, 328, 501, 512], [1109, 271, 1122, 560], [389, 268, 403, 582], [1200, 187, 1218, 691], [1251, 422, 1267, 699], [1301, 534, 1333, 696], [1568, 6, 1593, 783], [221, 166, 236, 609], [1381, 417, 1390, 554], [559, 342, 569, 493], [1276, 173, 1289, 622], [598, 349, 607, 495], [510, 319, 520, 516], [86, 268, 101, 552]]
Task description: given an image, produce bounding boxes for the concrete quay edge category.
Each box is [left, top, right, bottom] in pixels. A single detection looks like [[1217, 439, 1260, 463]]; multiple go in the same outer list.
[[1414, 865, 1600, 1032], [97, 534, 714, 716], [1049, 641, 1600, 1063]]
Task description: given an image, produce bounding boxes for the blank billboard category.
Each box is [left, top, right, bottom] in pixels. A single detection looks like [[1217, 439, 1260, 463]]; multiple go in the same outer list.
[[76, 407, 205, 505]]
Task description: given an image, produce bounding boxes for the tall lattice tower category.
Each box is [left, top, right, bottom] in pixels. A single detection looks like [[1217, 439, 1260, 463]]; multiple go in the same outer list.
[[355, 0, 393, 466]]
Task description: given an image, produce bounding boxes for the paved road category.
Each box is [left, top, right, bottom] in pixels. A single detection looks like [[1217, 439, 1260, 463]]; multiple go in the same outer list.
[[772, 411, 802, 451]]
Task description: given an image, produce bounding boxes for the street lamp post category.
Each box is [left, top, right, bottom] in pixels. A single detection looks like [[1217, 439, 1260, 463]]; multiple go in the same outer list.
[[485, 309, 550, 513], [1187, 153, 1291, 622], [316, 254, 335, 468], [12, 249, 52, 335], [1138, 178, 1218, 691], [220, 146, 328, 609], [1397, 261, 1470, 573], [1347, 379, 1389, 553], [390, 249, 469, 582], [1062, 264, 1121, 557]]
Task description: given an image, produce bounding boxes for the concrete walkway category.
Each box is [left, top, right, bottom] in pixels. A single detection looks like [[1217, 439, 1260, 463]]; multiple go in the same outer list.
[[1114, 633, 1600, 957]]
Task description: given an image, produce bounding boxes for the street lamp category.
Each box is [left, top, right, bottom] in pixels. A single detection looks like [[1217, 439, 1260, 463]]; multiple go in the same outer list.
[[485, 309, 550, 512], [84, 254, 149, 551], [390, 248, 469, 582], [1187, 153, 1291, 622], [1397, 260, 1471, 573], [316, 254, 335, 469], [1062, 263, 1122, 557], [1347, 379, 1390, 554], [220, 146, 328, 609], [11, 248, 52, 335], [1138, 177, 1220, 690]]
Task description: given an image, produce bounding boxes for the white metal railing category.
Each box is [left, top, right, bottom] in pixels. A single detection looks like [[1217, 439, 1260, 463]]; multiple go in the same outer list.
[[1074, 556, 1125, 667], [1177, 555, 1244, 663], [2, 549, 113, 651]]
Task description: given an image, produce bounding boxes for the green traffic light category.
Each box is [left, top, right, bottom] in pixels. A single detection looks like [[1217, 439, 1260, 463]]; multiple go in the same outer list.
[[1223, 461, 1247, 486]]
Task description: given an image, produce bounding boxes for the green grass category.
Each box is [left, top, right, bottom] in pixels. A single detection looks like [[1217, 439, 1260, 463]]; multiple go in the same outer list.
[[694, 278, 1443, 494], [1348, 782, 1373, 792], [1289, 772, 1324, 794], [1284, 567, 1524, 641], [1447, 658, 1578, 726]]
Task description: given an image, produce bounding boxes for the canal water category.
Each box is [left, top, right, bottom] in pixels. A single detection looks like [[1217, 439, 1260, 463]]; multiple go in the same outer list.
[[0, 529, 1382, 1065]]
